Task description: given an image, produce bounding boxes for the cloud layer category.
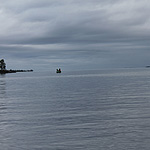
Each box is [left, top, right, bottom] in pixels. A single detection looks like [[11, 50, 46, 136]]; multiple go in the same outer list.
[[0, 0, 150, 70]]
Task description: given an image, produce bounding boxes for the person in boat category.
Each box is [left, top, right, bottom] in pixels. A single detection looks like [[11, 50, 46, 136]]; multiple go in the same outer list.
[[56, 68, 61, 73]]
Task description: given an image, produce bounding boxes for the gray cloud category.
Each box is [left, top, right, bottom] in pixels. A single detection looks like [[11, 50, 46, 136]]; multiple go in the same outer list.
[[0, 0, 150, 70]]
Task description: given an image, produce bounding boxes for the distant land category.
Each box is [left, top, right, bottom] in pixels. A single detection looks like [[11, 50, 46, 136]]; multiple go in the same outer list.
[[0, 59, 33, 74], [0, 69, 33, 74]]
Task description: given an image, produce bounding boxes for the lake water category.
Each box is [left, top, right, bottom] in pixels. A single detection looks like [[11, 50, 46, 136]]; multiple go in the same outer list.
[[0, 68, 150, 150]]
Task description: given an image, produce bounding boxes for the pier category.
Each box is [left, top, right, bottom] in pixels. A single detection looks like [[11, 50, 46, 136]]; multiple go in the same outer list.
[[0, 59, 33, 74], [0, 69, 33, 74]]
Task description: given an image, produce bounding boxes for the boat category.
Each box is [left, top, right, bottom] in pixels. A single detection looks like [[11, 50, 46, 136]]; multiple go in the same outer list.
[[56, 68, 61, 73]]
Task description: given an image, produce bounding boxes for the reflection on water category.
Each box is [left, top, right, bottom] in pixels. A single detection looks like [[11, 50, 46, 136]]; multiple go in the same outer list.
[[0, 74, 8, 149], [0, 75, 6, 98], [0, 75, 7, 113]]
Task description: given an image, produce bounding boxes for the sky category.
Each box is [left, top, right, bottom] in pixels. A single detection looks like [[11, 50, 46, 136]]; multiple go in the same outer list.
[[0, 0, 150, 71]]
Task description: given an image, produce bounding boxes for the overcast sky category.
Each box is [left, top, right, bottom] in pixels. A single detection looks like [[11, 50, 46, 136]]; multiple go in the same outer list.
[[0, 0, 150, 71]]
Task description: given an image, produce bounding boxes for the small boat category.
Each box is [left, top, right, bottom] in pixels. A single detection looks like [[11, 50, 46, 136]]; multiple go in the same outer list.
[[56, 68, 61, 73]]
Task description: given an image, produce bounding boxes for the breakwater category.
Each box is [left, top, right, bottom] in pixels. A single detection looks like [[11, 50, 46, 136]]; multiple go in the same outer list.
[[0, 69, 33, 74]]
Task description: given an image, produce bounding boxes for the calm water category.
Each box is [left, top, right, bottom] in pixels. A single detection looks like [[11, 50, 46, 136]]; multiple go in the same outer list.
[[0, 68, 150, 150]]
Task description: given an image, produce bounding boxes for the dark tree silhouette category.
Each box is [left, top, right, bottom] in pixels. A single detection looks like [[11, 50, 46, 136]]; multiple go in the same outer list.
[[0, 59, 6, 70]]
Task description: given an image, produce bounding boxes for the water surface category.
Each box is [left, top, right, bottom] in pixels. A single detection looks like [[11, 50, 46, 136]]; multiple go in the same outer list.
[[0, 68, 150, 149]]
